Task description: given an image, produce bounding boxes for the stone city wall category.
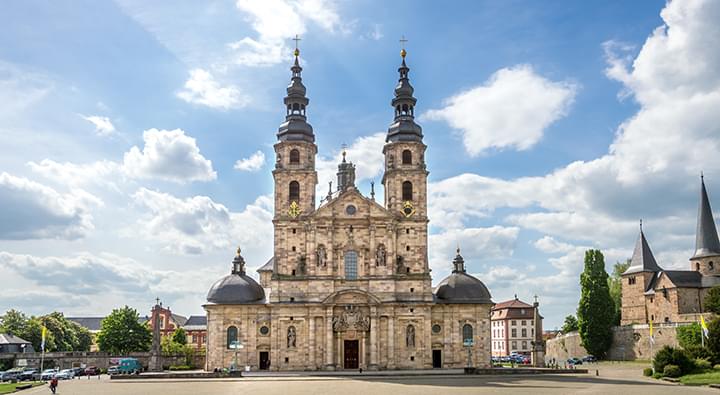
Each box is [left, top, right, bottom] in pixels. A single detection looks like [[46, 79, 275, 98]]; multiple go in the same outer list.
[[0, 351, 205, 370], [546, 323, 683, 361]]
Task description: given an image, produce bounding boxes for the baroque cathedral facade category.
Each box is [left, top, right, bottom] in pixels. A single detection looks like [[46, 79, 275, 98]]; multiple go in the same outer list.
[[204, 48, 494, 371]]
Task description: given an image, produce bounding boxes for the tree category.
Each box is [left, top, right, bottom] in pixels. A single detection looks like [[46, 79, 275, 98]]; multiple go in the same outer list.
[[172, 328, 187, 345], [676, 323, 702, 349], [0, 309, 28, 335], [0, 310, 91, 352], [561, 315, 579, 333], [706, 317, 720, 364], [705, 285, 720, 315], [608, 260, 631, 325], [577, 249, 615, 359], [96, 306, 152, 355]]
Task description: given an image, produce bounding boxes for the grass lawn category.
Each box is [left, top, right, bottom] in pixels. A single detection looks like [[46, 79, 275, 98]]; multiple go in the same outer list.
[[679, 371, 720, 386], [0, 381, 45, 394]]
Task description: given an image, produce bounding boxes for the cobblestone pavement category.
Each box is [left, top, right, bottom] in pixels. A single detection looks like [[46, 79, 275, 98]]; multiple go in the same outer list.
[[20, 364, 716, 395]]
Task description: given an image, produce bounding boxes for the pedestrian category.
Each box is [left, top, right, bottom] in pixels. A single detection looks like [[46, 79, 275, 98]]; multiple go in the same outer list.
[[49, 377, 58, 394]]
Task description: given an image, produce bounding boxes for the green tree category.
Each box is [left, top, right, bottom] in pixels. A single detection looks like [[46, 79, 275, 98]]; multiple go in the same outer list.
[[676, 323, 702, 349], [172, 328, 187, 345], [577, 249, 615, 359], [561, 315, 579, 333], [97, 306, 152, 355], [608, 260, 631, 325], [705, 286, 720, 315], [706, 317, 720, 364], [0, 309, 28, 335]]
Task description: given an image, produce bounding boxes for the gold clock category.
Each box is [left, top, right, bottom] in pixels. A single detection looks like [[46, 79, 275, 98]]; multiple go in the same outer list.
[[288, 201, 302, 218], [402, 200, 415, 218]]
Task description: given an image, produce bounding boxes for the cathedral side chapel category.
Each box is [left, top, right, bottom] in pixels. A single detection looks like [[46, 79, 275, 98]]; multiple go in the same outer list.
[[204, 46, 494, 371]]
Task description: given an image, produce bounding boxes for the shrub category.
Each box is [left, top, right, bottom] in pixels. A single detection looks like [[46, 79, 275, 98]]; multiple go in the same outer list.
[[652, 372, 663, 379], [168, 365, 192, 371], [642, 367, 653, 377], [663, 364, 681, 378], [653, 346, 693, 375], [684, 344, 715, 361], [714, 364, 720, 370], [694, 358, 712, 371]]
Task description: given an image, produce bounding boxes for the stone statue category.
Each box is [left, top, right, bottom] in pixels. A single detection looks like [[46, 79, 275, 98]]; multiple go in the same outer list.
[[332, 305, 370, 332], [406, 325, 415, 348], [287, 326, 296, 348], [376, 244, 386, 266], [297, 255, 307, 275], [316, 245, 327, 267]]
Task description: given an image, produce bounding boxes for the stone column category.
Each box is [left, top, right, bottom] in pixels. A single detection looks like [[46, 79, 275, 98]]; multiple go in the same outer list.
[[369, 307, 379, 370], [387, 313, 395, 369], [325, 307, 335, 370], [309, 313, 316, 369]]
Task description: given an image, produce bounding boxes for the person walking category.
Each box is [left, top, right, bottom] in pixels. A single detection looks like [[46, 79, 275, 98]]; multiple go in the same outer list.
[[49, 376, 58, 394]]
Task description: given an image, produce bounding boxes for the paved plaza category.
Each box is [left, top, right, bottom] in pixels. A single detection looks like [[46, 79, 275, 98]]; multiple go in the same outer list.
[[17, 364, 718, 395]]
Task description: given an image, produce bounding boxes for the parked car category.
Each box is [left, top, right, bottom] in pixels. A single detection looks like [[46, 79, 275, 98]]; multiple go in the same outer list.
[[71, 367, 85, 377], [40, 369, 58, 380], [582, 355, 597, 363], [55, 369, 74, 380], [567, 357, 583, 365], [107, 366, 119, 375], [19, 368, 37, 381], [1, 368, 23, 381], [118, 358, 143, 374], [84, 366, 101, 376]]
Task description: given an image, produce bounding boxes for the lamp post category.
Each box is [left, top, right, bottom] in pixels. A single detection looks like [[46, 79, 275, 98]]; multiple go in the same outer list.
[[463, 338, 474, 374], [229, 341, 244, 373]]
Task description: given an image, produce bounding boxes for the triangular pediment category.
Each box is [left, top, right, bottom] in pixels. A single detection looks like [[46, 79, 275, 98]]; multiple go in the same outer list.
[[313, 187, 394, 219]]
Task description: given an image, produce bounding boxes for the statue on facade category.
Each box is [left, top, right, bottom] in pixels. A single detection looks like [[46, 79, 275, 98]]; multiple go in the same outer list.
[[287, 326, 296, 348], [406, 325, 415, 348], [316, 245, 327, 267], [376, 244, 386, 266]]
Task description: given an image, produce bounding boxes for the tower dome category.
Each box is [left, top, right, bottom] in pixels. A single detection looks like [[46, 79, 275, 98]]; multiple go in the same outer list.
[[206, 248, 265, 304], [434, 248, 493, 304]]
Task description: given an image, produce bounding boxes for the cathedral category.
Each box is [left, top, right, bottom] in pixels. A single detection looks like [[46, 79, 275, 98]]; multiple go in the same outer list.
[[203, 48, 494, 371], [621, 176, 720, 325]]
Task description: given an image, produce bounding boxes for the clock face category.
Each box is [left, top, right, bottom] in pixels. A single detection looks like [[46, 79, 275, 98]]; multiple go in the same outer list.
[[345, 205, 357, 215], [402, 201, 415, 218]]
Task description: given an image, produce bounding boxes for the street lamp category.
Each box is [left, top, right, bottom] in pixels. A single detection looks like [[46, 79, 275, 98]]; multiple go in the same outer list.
[[228, 340, 244, 372], [463, 338, 474, 373]]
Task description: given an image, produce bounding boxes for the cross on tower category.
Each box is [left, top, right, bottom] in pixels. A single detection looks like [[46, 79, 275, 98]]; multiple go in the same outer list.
[[155, 297, 160, 306], [293, 34, 301, 50], [399, 35, 408, 49]]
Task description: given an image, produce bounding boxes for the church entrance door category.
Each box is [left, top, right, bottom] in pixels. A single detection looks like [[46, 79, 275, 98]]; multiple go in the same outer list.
[[343, 340, 359, 369], [259, 352, 270, 370], [432, 350, 442, 368]]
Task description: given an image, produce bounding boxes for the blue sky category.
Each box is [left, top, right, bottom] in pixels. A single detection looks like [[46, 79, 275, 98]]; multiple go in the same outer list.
[[1, 0, 719, 329]]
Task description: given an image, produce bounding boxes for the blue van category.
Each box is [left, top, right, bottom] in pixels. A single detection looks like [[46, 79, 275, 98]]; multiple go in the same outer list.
[[117, 358, 143, 374]]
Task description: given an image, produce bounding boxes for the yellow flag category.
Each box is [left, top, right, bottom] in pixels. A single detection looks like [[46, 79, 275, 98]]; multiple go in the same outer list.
[[41, 326, 47, 351], [701, 315, 709, 338], [649, 319, 654, 343]]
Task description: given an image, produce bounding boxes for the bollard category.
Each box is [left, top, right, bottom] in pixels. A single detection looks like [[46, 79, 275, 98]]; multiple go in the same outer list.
[[596, 369, 599, 376]]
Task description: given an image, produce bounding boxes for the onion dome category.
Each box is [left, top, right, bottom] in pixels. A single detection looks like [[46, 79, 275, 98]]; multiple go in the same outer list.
[[434, 248, 493, 304], [207, 248, 265, 304], [277, 47, 314, 143], [386, 47, 423, 143]]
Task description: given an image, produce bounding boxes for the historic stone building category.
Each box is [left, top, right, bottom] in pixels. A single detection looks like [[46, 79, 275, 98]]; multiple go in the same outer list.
[[490, 297, 543, 357], [203, 48, 494, 371], [621, 176, 720, 325]]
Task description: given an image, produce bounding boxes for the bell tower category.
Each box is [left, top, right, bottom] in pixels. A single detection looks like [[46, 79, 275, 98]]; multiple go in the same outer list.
[[273, 45, 317, 219], [382, 43, 430, 277]]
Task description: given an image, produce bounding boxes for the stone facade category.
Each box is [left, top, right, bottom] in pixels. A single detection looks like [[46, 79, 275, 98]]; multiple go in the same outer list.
[[204, 50, 493, 371]]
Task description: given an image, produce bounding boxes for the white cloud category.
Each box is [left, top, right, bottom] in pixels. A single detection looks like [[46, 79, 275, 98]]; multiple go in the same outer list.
[[81, 115, 116, 136], [423, 65, 577, 156], [130, 188, 273, 257], [367, 24, 383, 41], [177, 68, 249, 110], [316, 132, 386, 197], [429, 226, 520, 278], [0, 61, 53, 120], [28, 159, 120, 190], [0, 172, 101, 240], [234, 150, 266, 172], [230, 0, 347, 67], [122, 128, 217, 183]]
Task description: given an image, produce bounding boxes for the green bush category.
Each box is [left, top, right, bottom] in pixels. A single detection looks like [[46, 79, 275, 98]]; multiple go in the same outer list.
[[663, 364, 681, 378], [653, 346, 693, 375], [652, 372, 663, 379], [694, 358, 712, 371], [642, 367, 653, 376], [684, 344, 716, 361], [168, 365, 192, 371], [714, 364, 720, 370]]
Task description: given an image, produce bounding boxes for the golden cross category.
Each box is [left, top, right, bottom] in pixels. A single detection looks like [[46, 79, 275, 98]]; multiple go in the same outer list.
[[293, 34, 301, 50]]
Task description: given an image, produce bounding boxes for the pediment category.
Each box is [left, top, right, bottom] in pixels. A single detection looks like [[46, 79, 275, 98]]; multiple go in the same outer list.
[[322, 289, 381, 305], [313, 188, 393, 220]]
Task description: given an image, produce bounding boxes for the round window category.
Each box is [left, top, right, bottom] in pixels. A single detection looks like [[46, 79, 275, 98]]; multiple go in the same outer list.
[[259, 326, 270, 335], [345, 205, 357, 215], [432, 324, 441, 334]]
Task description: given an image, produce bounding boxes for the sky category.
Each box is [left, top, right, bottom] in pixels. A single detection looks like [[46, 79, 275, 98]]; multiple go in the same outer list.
[[1, 0, 719, 329]]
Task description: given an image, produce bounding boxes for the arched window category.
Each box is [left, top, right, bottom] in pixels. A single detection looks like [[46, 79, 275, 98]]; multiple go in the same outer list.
[[289, 149, 300, 164], [344, 250, 357, 280], [227, 326, 238, 349], [289, 181, 300, 202], [401, 104, 409, 115], [402, 150, 412, 165], [710, 261, 715, 270], [696, 262, 701, 271], [402, 181, 413, 201], [462, 324, 473, 344]]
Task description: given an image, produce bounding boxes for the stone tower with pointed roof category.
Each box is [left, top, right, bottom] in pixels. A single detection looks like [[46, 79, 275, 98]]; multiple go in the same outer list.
[[204, 44, 494, 372], [620, 176, 720, 325]]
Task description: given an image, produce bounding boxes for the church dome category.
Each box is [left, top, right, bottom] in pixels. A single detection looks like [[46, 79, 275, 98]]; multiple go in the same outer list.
[[434, 249, 493, 304], [206, 249, 265, 304]]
